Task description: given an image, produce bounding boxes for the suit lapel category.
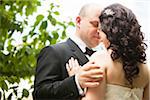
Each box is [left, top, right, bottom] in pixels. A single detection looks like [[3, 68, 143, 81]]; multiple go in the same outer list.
[[67, 38, 88, 65]]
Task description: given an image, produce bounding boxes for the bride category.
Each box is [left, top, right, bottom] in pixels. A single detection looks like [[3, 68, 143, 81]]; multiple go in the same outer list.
[[66, 3, 149, 100]]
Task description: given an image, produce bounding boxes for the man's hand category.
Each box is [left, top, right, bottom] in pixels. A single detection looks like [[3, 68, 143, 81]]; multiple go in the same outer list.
[[77, 61, 103, 88]]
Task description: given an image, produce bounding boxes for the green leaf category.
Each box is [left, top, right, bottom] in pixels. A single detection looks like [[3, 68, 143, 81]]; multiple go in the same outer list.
[[48, 14, 52, 20], [68, 21, 75, 26], [24, 20, 28, 25], [0, 41, 4, 50], [34, 14, 44, 27], [22, 88, 29, 98], [39, 21, 47, 31], [7, 76, 18, 84], [61, 30, 66, 39], [50, 38, 57, 44], [25, 3, 37, 16], [50, 3, 54, 10], [22, 35, 28, 42], [57, 21, 66, 28], [51, 18, 57, 26], [37, 1, 41, 6], [52, 30, 59, 39], [0, 81, 8, 91], [53, 11, 60, 15], [36, 15, 44, 22], [7, 45, 12, 52], [48, 14, 57, 26]]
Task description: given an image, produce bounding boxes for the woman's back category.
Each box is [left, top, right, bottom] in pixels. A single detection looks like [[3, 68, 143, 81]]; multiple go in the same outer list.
[[106, 59, 149, 88], [105, 55, 149, 100]]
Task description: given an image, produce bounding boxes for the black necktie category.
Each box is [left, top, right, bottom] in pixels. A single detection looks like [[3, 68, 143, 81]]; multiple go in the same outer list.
[[84, 47, 96, 56]]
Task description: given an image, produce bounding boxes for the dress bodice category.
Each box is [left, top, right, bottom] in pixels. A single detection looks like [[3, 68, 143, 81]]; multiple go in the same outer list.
[[105, 84, 144, 100]]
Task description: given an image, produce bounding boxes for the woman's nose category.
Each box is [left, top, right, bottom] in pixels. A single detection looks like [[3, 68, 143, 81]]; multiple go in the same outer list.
[[97, 29, 101, 33]]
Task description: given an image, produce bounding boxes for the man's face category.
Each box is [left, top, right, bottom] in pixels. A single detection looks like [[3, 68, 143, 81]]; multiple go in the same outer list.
[[79, 16, 100, 48]]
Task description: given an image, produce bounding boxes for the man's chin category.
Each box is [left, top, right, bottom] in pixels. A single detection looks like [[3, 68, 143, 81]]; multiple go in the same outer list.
[[92, 43, 99, 48]]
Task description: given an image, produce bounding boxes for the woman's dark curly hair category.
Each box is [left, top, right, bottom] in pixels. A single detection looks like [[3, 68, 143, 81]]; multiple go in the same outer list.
[[99, 3, 147, 86]]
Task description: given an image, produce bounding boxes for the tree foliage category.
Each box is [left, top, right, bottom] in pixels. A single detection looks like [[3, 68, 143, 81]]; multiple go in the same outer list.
[[0, 0, 75, 99]]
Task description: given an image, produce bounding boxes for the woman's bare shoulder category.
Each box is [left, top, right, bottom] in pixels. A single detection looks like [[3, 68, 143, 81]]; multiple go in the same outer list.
[[140, 63, 149, 72], [139, 63, 149, 82]]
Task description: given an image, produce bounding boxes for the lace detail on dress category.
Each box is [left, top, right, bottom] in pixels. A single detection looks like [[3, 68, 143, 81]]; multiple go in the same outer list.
[[105, 84, 144, 100]]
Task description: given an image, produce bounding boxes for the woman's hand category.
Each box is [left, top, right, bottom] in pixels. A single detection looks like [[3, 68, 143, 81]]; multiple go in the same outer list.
[[66, 57, 80, 76]]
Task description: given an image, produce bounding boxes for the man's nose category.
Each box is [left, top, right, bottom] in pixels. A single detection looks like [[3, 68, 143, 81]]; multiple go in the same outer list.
[[97, 29, 100, 32], [97, 29, 101, 35]]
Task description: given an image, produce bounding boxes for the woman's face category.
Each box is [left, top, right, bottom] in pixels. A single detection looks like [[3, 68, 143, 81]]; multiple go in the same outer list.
[[98, 24, 110, 48]]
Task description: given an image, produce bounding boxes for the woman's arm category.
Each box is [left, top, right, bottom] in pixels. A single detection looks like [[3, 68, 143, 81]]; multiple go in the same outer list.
[[82, 49, 110, 100], [143, 64, 150, 100], [143, 83, 149, 100]]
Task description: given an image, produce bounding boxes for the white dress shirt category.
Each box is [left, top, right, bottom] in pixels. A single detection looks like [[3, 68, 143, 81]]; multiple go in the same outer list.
[[70, 34, 89, 96]]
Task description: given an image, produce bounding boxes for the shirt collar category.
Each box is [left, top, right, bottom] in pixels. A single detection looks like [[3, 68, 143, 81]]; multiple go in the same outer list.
[[70, 34, 87, 53]]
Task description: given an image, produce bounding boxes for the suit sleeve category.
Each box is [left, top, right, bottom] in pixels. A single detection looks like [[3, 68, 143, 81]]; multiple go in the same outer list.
[[33, 46, 80, 99]]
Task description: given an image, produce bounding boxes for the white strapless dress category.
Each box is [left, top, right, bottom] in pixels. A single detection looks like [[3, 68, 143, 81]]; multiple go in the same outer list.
[[105, 84, 144, 100]]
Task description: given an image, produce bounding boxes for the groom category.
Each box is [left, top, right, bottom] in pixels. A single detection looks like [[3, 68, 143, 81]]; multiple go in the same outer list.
[[33, 3, 103, 100]]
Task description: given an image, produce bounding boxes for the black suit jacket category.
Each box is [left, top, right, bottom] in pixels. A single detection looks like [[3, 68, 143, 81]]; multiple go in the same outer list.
[[33, 38, 89, 100]]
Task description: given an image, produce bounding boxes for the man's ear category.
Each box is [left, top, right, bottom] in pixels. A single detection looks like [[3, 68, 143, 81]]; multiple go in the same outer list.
[[76, 16, 81, 26]]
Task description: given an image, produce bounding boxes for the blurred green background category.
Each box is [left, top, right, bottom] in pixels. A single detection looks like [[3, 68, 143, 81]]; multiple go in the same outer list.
[[0, 0, 74, 99]]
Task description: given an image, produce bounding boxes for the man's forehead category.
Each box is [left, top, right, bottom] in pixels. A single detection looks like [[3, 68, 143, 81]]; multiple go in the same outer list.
[[87, 12, 101, 21]]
